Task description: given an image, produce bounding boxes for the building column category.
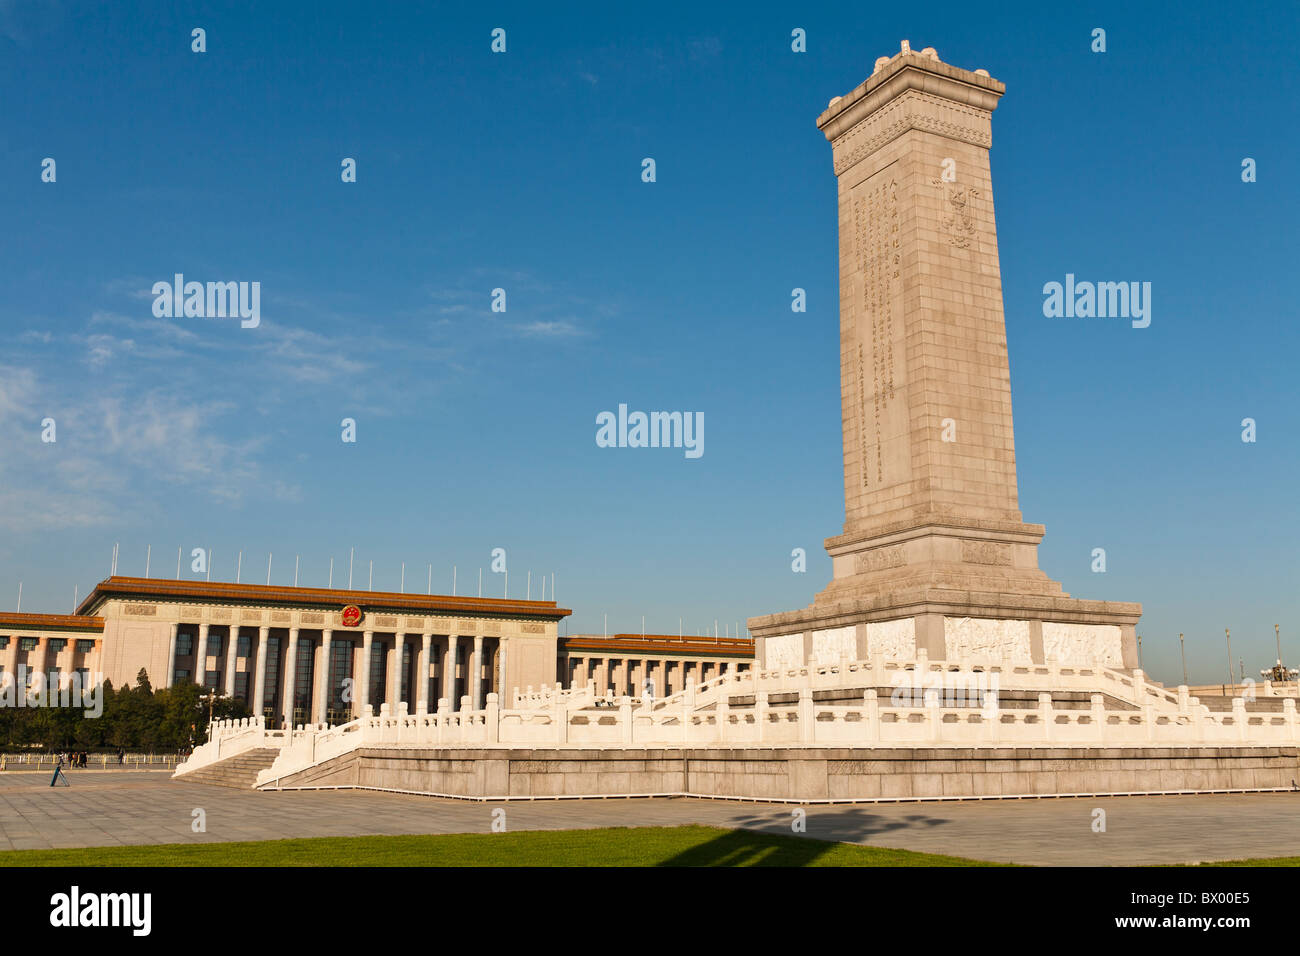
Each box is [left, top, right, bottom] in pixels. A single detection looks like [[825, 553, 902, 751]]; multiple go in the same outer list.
[[387, 634, 402, 710], [359, 630, 374, 715], [2, 634, 17, 694], [418, 633, 431, 713], [224, 627, 239, 697], [197, 623, 210, 687], [444, 634, 459, 704], [36, 639, 50, 693], [471, 634, 484, 709], [165, 623, 179, 688], [316, 629, 333, 724], [252, 627, 269, 718], [281, 628, 299, 728]]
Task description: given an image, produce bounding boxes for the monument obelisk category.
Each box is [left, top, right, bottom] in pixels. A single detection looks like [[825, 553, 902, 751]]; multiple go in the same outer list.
[[749, 43, 1141, 670]]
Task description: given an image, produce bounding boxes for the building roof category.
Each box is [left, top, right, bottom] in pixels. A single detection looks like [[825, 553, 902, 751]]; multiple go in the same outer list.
[[75, 576, 571, 621], [559, 633, 754, 658], [0, 612, 105, 633]]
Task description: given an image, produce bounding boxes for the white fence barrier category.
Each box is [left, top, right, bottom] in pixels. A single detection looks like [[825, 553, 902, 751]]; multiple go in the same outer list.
[[169, 653, 1300, 786]]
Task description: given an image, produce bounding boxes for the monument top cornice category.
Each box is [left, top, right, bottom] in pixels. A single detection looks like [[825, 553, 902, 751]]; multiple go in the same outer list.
[[817, 41, 1004, 144]]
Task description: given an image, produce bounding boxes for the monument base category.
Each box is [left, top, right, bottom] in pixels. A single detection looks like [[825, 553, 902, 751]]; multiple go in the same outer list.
[[747, 585, 1140, 672]]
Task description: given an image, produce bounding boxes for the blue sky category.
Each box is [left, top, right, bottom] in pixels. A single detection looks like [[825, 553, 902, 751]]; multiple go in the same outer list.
[[1, 1, 1297, 684]]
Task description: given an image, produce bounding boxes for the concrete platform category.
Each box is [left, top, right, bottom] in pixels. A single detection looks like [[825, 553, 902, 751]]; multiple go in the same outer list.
[[0, 770, 1296, 865]]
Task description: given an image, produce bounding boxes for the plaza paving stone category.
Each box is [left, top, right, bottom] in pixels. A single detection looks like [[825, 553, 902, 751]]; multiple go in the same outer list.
[[0, 770, 1296, 865]]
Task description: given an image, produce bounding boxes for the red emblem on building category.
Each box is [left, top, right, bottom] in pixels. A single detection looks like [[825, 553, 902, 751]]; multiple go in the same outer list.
[[341, 605, 363, 627]]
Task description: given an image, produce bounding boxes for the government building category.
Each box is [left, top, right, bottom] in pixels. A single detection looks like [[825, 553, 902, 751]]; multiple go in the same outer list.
[[0, 576, 753, 726]]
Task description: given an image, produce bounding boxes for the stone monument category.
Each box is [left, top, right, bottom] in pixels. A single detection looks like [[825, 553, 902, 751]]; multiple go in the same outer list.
[[748, 43, 1141, 671]]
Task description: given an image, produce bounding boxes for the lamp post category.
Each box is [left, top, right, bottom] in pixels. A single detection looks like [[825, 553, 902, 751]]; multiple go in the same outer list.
[[200, 688, 218, 737], [1225, 628, 1234, 691], [1179, 632, 1187, 686]]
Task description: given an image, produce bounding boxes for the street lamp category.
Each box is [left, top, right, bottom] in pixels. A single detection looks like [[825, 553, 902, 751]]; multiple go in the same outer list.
[[1179, 632, 1187, 686]]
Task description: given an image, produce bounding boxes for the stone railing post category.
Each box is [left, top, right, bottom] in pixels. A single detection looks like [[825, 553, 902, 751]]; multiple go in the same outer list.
[[1143, 703, 1158, 742], [485, 693, 499, 744], [1177, 685, 1190, 713], [797, 687, 814, 744], [864, 689, 879, 745], [1090, 694, 1106, 744], [681, 688, 692, 745], [435, 697, 449, 746], [619, 696, 633, 745], [926, 687, 942, 742], [756, 691, 769, 744], [1131, 668, 1146, 706], [1284, 698, 1297, 744], [459, 696, 472, 743], [1038, 693, 1053, 743], [555, 700, 569, 745], [716, 694, 729, 744], [983, 688, 1000, 746], [1232, 697, 1248, 742]]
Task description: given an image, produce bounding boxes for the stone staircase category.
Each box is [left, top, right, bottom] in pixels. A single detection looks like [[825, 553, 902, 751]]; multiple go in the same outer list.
[[173, 748, 280, 789]]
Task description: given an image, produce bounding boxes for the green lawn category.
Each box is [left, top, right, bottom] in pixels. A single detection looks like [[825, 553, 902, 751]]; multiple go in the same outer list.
[[0, 825, 1001, 867], [1182, 857, 1300, 867]]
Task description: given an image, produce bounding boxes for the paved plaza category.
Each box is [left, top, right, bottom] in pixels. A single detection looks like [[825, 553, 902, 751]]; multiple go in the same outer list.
[[0, 770, 1295, 865]]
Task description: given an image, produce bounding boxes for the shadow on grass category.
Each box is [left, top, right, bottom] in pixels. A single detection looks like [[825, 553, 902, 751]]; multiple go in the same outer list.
[[725, 807, 951, 843], [657, 828, 835, 867]]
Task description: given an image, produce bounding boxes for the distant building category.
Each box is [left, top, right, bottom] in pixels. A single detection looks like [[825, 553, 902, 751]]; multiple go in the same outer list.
[[0, 577, 754, 725], [557, 634, 754, 698]]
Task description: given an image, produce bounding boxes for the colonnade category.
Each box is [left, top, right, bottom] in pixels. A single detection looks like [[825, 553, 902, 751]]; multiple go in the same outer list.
[[565, 655, 748, 697], [166, 623, 499, 726]]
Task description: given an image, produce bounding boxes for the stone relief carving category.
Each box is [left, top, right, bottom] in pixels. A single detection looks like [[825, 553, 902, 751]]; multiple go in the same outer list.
[[932, 180, 980, 247], [855, 545, 906, 574], [765, 633, 804, 670], [1043, 622, 1122, 665], [832, 90, 991, 175], [960, 540, 1011, 566], [812, 626, 857, 665], [867, 617, 916, 658], [944, 617, 1031, 662]]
